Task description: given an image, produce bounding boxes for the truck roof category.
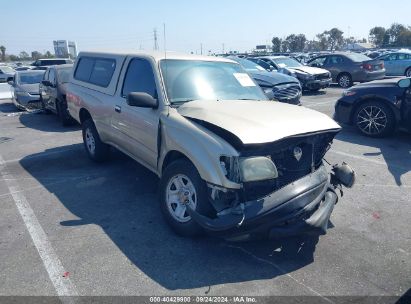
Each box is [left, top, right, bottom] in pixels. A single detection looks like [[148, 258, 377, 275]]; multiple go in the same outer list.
[[77, 50, 235, 63]]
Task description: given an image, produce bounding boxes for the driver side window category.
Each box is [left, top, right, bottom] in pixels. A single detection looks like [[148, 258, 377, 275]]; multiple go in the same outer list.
[[310, 57, 326, 67], [122, 58, 157, 99]]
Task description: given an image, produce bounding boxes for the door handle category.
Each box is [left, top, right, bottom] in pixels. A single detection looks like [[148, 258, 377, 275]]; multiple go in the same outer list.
[[114, 105, 121, 113]]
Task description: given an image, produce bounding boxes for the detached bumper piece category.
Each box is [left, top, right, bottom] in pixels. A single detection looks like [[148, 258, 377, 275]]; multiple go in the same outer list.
[[187, 165, 338, 241]]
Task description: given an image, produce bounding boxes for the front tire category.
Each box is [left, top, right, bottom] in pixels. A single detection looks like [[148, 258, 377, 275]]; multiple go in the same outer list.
[[159, 159, 214, 237], [405, 67, 411, 77], [56, 100, 73, 126], [81, 119, 110, 162], [337, 73, 353, 88], [354, 101, 395, 137]]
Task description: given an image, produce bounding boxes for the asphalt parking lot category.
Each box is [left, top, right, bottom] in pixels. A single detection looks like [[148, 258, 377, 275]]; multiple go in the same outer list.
[[0, 86, 410, 301]]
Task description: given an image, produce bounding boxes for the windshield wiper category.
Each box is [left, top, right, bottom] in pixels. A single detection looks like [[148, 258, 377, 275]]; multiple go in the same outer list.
[[170, 99, 198, 107]]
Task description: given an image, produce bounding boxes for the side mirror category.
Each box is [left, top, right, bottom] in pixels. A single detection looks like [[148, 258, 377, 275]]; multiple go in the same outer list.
[[41, 80, 53, 87], [398, 78, 411, 88], [126, 92, 158, 108]]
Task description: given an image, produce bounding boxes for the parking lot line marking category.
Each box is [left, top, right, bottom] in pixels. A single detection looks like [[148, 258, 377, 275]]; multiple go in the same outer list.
[[225, 244, 334, 303], [0, 154, 79, 301]]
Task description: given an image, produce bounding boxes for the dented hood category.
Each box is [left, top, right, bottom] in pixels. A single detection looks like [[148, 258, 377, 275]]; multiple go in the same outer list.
[[178, 100, 340, 144], [288, 66, 329, 75]]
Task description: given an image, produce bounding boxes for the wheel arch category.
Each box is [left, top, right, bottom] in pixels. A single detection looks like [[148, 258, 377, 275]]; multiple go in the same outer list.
[[161, 150, 192, 174], [79, 108, 92, 124]]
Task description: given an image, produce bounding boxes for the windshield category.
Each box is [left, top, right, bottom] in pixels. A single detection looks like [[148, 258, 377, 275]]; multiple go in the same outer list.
[[160, 59, 267, 104], [229, 57, 266, 72], [57, 68, 72, 83], [272, 57, 303, 68], [345, 53, 371, 62], [1, 66, 15, 73], [17, 72, 45, 85]]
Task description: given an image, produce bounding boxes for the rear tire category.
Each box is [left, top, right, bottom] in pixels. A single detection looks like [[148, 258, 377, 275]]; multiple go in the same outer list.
[[405, 67, 411, 77], [81, 119, 110, 162], [159, 159, 214, 237], [337, 73, 353, 88], [354, 101, 395, 137]]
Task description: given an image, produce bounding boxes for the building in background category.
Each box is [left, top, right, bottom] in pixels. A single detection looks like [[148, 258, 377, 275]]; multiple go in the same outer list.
[[344, 42, 375, 51], [254, 45, 272, 53], [53, 40, 77, 59]]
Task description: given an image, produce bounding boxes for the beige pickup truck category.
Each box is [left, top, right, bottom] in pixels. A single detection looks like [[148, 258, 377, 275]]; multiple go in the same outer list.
[[66, 51, 354, 241]]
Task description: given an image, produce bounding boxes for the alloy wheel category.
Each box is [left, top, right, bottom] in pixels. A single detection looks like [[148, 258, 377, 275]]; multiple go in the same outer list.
[[85, 128, 96, 155], [166, 174, 197, 223], [356, 105, 387, 135], [339, 75, 351, 88]]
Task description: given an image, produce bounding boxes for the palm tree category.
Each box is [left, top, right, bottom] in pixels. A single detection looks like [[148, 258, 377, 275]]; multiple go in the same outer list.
[[0, 46, 6, 62]]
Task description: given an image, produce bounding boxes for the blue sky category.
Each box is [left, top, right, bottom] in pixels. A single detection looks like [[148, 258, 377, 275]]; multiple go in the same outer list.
[[2, 0, 410, 55]]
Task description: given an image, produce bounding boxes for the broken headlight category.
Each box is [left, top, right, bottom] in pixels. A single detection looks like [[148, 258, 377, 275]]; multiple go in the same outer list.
[[220, 156, 241, 183], [220, 156, 279, 183], [239, 156, 278, 182]]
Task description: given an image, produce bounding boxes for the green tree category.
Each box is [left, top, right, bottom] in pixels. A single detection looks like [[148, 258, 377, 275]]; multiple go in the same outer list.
[[316, 33, 329, 51], [285, 34, 307, 52], [369, 27, 386, 47], [9, 55, 20, 61], [305, 40, 321, 52], [387, 23, 407, 45], [19, 51, 30, 60], [271, 37, 282, 53], [327, 28, 344, 51], [0, 45, 6, 62], [397, 27, 411, 47], [280, 40, 289, 52], [31, 51, 42, 60], [44, 51, 55, 58]]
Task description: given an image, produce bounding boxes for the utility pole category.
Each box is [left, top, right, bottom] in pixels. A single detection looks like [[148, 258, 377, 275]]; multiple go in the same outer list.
[[200, 43, 203, 55], [153, 28, 159, 51], [222, 43, 225, 54]]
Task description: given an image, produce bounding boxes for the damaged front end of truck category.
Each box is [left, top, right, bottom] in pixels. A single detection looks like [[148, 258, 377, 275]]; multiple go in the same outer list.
[[185, 129, 355, 241]]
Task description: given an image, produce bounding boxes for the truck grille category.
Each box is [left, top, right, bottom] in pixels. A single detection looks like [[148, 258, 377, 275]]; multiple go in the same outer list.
[[241, 132, 337, 201], [315, 73, 330, 80], [273, 84, 301, 101]]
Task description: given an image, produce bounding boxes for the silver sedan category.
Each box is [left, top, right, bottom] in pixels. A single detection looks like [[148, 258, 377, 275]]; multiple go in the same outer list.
[[10, 70, 45, 110]]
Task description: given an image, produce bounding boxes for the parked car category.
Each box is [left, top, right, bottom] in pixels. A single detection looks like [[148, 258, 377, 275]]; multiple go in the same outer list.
[[247, 57, 276, 71], [376, 51, 411, 77], [40, 64, 74, 125], [257, 56, 332, 91], [0, 65, 15, 83], [14, 66, 33, 71], [307, 53, 385, 88], [66, 51, 354, 241], [228, 56, 302, 105], [9, 70, 45, 110], [334, 77, 411, 137], [31, 58, 73, 70]]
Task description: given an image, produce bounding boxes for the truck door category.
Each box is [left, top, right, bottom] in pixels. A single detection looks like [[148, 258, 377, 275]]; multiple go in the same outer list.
[[111, 57, 160, 171]]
